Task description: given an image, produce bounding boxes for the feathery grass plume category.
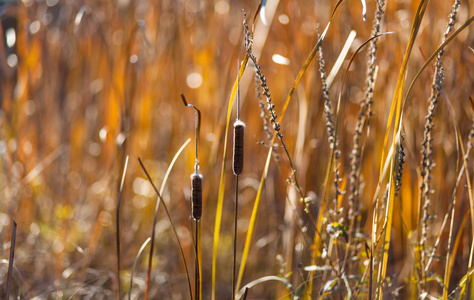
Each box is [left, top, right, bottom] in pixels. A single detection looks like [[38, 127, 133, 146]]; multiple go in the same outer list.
[[419, 0, 461, 286], [348, 0, 385, 219], [243, 12, 281, 141], [395, 134, 405, 196], [317, 29, 336, 149], [243, 10, 308, 203], [315, 27, 348, 295], [343, 7, 387, 277], [254, 72, 273, 143], [316, 28, 342, 219]]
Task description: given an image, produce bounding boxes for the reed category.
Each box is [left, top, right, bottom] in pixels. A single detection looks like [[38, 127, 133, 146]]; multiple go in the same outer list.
[[182, 94, 203, 300], [231, 61, 245, 299]]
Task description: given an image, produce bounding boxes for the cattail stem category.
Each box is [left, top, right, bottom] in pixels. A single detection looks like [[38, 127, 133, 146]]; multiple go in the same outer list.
[[182, 94, 203, 299], [195, 221, 201, 300], [232, 59, 244, 299], [232, 175, 239, 300]]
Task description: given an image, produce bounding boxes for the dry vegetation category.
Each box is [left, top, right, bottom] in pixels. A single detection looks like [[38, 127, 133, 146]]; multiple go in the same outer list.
[[0, 0, 473, 299]]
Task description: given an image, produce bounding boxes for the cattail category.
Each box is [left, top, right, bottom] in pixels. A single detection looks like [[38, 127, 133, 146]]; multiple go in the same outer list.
[[233, 120, 245, 175], [191, 173, 203, 220]]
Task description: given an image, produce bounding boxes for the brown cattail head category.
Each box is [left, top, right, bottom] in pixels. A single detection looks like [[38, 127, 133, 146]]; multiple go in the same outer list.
[[233, 120, 245, 175], [191, 173, 203, 220]]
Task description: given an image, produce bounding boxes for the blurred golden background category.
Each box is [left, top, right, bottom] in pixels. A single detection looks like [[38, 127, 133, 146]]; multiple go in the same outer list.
[[0, 0, 473, 298]]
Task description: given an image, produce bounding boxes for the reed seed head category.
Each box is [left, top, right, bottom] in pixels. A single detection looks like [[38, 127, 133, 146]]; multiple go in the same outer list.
[[191, 173, 203, 220], [233, 120, 245, 175]]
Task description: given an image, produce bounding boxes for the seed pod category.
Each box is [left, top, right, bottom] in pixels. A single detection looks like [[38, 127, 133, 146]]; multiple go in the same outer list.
[[191, 173, 203, 220], [233, 120, 245, 175]]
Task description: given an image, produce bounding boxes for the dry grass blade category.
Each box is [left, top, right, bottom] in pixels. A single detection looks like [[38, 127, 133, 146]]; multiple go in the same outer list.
[[236, 275, 292, 300], [6, 218, 17, 300], [374, 1, 428, 297], [444, 211, 470, 299], [326, 30, 357, 88], [21, 146, 65, 185], [139, 155, 193, 300], [129, 237, 151, 300], [449, 266, 474, 299], [161, 139, 192, 196], [138, 158, 193, 300], [116, 155, 129, 299]]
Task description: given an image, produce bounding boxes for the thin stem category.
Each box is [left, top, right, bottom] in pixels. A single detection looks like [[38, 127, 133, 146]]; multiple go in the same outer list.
[[237, 60, 241, 121], [115, 155, 129, 300], [233, 175, 239, 299], [6, 218, 17, 300], [182, 94, 201, 173], [195, 221, 200, 300]]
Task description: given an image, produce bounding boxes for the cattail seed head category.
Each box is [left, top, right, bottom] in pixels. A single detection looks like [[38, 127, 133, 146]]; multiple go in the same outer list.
[[233, 120, 245, 175], [191, 173, 203, 220]]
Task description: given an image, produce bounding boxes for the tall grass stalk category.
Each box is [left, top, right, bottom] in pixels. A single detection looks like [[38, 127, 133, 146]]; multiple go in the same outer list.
[[347, 0, 385, 276], [419, 0, 461, 289], [232, 62, 245, 299], [212, 53, 249, 300], [182, 94, 203, 300], [115, 155, 129, 299]]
